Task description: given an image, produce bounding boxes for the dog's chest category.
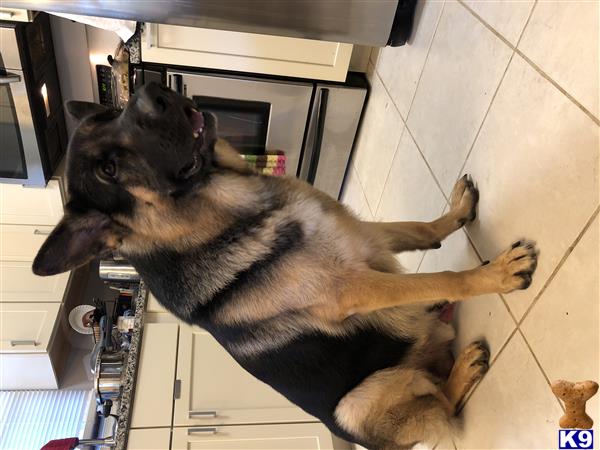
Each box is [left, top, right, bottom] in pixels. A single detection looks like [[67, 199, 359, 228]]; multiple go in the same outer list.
[[127, 215, 304, 322]]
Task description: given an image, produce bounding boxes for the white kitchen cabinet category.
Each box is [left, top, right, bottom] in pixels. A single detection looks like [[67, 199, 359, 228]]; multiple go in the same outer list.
[[0, 180, 63, 225], [174, 325, 315, 426], [172, 423, 336, 450], [0, 260, 70, 302], [0, 222, 70, 302], [0, 224, 54, 261], [0, 302, 60, 352], [0, 352, 58, 389], [131, 323, 179, 428], [127, 427, 171, 450], [146, 292, 168, 313], [142, 24, 352, 82]]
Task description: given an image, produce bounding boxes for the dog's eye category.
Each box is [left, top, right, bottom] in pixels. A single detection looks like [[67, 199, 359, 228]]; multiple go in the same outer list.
[[101, 160, 117, 178]]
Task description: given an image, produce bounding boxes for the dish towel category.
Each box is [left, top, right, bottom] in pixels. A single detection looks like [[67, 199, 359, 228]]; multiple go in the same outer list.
[[40, 438, 79, 450], [241, 152, 286, 176]]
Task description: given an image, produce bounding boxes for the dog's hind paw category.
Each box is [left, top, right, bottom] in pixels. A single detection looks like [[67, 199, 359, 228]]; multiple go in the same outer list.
[[450, 174, 479, 228], [444, 341, 490, 410]]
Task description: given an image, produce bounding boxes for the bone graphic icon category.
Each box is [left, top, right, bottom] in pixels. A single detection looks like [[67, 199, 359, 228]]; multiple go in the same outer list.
[[551, 380, 599, 429]]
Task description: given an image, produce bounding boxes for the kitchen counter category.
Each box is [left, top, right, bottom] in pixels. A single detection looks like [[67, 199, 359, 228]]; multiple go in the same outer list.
[[114, 281, 147, 450]]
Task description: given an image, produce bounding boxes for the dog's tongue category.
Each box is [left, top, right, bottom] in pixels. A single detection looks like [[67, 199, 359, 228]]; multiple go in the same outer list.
[[191, 108, 204, 132]]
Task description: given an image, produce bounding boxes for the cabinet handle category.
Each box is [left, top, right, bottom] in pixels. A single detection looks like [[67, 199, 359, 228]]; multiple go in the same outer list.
[[189, 410, 217, 418], [34, 229, 51, 235], [0, 72, 21, 85], [10, 340, 38, 347], [173, 379, 181, 399], [188, 427, 217, 435]]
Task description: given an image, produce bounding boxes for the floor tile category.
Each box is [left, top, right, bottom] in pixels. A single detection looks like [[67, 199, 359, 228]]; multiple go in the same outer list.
[[407, 0, 513, 196], [340, 165, 374, 221], [521, 214, 599, 423], [376, 130, 447, 272], [376, 0, 445, 119], [455, 333, 564, 449], [418, 227, 515, 360], [518, 0, 599, 118], [352, 73, 404, 212], [464, 0, 534, 45], [463, 54, 599, 320]]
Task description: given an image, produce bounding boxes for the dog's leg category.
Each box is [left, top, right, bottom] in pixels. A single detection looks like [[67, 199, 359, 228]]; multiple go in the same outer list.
[[362, 175, 478, 252], [443, 341, 490, 412], [334, 367, 454, 449], [314, 240, 537, 320]]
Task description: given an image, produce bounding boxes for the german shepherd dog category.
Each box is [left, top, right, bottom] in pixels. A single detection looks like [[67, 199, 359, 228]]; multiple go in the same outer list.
[[33, 83, 538, 449]]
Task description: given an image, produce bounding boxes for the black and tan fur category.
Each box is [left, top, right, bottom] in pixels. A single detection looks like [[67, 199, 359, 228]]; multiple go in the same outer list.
[[33, 83, 538, 449]]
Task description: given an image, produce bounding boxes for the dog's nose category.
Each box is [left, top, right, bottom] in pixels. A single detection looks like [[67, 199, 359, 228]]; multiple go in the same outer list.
[[135, 82, 170, 115]]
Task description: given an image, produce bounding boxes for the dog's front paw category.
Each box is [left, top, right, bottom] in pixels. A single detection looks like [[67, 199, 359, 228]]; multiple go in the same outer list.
[[449, 174, 479, 228], [485, 240, 539, 293]]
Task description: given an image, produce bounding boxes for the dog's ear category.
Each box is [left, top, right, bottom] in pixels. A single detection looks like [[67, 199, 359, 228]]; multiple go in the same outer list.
[[33, 210, 126, 276], [66, 101, 108, 123]]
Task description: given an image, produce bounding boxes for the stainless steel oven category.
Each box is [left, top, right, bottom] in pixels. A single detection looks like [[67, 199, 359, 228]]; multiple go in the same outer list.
[[163, 69, 367, 199], [0, 12, 67, 186]]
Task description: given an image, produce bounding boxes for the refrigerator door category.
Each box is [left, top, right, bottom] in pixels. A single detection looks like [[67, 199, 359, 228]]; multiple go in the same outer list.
[[300, 81, 367, 200], [3, 0, 408, 46]]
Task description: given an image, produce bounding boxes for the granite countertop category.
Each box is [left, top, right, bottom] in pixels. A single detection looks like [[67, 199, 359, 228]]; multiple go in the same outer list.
[[114, 281, 147, 450]]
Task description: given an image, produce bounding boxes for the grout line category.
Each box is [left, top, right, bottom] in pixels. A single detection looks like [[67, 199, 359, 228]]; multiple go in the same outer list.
[[451, 48, 517, 198], [350, 163, 376, 219], [354, 69, 404, 218], [374, 0, 446, 124], [516, 205, 600, 327], [403, 0, 447, 121], [372, 116, 405, 217], [517, 328, 566, 413], [514, 0, 538, 48], [450, 0, 540, 196], [404, 125, 451, 205], [457, 0, 599, 126], [415, 250, 427, 273], [513, 49, 600, 126]]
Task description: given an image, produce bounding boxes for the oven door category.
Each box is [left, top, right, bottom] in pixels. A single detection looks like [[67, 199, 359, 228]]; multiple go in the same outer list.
[[166, 70, 313, 177], [0, 26, 44, 186]]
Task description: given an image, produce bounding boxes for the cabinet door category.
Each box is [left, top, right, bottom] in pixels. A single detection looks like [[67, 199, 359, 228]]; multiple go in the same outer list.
[[0, 302, 60, 352], [0, 352, 58, 389], [174, 325, 315, 426], [0, 260, 70, 302], [0, 222, 70, 302], [142, 24, 352, 82], [172, 423, 335, 450], [127, 428, 171, 450], [130, 323, 178, 428], [0, 179, 63, 225], [0, 224, 54, 261]]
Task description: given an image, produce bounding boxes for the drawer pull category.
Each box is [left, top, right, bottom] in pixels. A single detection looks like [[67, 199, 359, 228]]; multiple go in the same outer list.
[[188, 427, 217, 435], [189, 410, 217, 418], [34, 229, 51, 235], [10, 340, 38, 347]]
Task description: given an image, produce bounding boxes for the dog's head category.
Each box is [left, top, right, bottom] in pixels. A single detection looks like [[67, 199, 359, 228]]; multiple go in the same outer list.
[[33, 82, 218, 276]]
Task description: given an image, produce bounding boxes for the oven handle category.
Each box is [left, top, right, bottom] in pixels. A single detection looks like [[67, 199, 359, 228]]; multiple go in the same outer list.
[[0, 72, 21, 84], [306, 88, 329, 185]]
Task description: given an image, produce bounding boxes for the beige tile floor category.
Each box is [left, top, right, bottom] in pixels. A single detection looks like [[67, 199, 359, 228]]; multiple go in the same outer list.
[[341, 0, 599, 448]]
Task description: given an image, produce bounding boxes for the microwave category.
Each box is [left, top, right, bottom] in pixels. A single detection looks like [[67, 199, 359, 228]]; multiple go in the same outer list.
[[0, 11, 67, 186]]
